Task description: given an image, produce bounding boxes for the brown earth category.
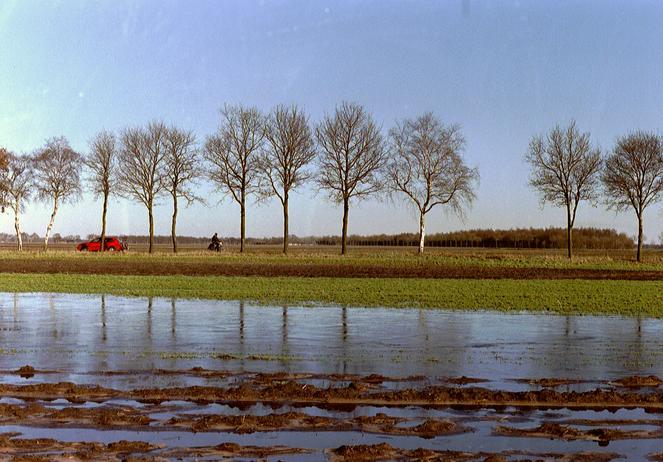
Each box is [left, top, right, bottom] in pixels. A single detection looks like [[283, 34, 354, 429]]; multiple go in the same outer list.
[[162, 442, 310, 460], [2, 258, 663, 279], [0, 433, 624, 462], [327, 444, 621, 462], [611, 375, 663, 388], [0, 433, 163, 461], [4, 377, 663, 410], [0, 401, 463, 438], [2, 371, 663, 460], [0, 433, 307, 461], [494, 421, 663, 444], [446, 376, 490, 385], [516, 378, 590, 388], [170, 411, 464, 437], [0, 403, 152, 429]]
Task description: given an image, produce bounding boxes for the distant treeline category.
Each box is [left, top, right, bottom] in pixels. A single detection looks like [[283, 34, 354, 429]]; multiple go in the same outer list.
[[93, 227, 637, 249], [315, 228, 635, 249], [0, 227, 635, 250]]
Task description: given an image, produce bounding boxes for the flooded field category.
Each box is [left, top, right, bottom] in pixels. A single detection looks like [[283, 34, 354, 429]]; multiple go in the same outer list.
[[1, 293, 663, 460]]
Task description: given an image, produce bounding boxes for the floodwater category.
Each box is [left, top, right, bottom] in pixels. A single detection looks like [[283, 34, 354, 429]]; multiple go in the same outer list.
[[0, 292, 663, 461]]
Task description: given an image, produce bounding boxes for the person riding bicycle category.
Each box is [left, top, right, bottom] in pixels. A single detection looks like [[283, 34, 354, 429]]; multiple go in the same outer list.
[[210, 233, 221, 252]]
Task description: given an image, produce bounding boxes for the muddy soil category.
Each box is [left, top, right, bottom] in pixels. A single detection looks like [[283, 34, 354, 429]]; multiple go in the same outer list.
[[4, 297, 663, 460], [494, 422, 663, 444], [611, 376, 663, 388], [0, 433, 308, 461], [0, 434, 624, 462], [1, 258, 662, 279], [6, 379, 663, 409], [515, 378, 591, 388], [328, 444, 621, 462], [2, 370, 663, 460], [3, 375, 663, 409]]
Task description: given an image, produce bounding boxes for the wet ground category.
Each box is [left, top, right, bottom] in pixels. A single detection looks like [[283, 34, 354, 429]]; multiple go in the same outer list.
[[1, 293, 663, 460], [1, 255, 663, 279]]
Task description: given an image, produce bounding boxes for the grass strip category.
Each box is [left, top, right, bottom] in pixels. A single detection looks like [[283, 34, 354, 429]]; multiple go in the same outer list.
[[1, 250, 663, 272], [0, 273, 661, 316]]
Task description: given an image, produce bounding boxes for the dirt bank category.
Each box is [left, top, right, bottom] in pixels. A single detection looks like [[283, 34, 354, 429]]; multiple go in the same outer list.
[[494, 422, 663, 444], [3, 376, 663, 410], [0, 433, 308, 461], [1, 258, 662, 280], [327, 444, 620, 462], [2, 372, 663, 460], [0, 434, 624, 462]]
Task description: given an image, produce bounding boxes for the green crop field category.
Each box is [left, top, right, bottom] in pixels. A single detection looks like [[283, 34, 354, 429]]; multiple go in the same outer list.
[[0, 245, 662, 270], [0, 246, 661, 315], [0, 272, 661, 316]]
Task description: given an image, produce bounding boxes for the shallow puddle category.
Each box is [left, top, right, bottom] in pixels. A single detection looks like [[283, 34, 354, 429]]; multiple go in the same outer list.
[[1, 293, 661, 380], [0, 292, 662, 461]]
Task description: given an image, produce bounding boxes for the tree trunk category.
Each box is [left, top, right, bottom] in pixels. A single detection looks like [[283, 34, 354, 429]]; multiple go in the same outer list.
[[637, 213, 643, 263], [43, 198, 59, 251], [171, 193, 178, 253], [100, 191, 108, 252], [418, 211, 426, 254], [341, 197, 349, 255], [282, 193, 289, 254], [240, 193, 246, 253], [566, 205, 573, 259], [148, 203, 154, 254], [14, 202, 22, 251]]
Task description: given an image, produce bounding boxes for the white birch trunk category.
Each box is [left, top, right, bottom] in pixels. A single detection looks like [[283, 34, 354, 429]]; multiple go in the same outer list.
[[14, 200, 22, 251], [44, 198, 59, 251], [418, 211, 426, 254]]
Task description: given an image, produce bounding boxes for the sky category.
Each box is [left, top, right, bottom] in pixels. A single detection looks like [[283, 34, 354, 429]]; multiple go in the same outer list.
[[1, 0, 663, 242]]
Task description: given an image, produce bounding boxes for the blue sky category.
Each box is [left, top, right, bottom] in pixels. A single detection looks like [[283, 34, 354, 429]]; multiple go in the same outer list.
[[1, 0, 663, 241]]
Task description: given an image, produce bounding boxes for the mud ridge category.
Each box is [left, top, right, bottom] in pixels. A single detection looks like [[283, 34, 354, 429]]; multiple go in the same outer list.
[[3, 380, 663, 410], [2, 258, 663, 280]]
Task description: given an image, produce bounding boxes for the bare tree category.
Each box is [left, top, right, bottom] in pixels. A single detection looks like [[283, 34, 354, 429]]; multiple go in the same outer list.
[[258, 104, 316, 253], [388, 113, 479, 253], [204, 104, 265, 253], [117, 121, 168, 253], [316, 102, 386, 255], [0, 147, 9, 174], [0, 153, 34, 250], [524, 121, 602, 259], [164, 126, 201, 253], [0, 147, 9, 214], [33, 137, 83, 250], [602, 131, 663, 262], [84, 130, 117, 252]]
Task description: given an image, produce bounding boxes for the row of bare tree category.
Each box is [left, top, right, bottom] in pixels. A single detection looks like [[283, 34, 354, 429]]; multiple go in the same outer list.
[[525, 121, 663, 261], [0, 102, 479, 254], [0, 139, 82, 251], [1, 110, 662, 260], [204, 103, 479, 255]]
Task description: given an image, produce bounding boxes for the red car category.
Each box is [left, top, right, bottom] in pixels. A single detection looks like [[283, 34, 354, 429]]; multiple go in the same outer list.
[[76, 237, 127, 252]]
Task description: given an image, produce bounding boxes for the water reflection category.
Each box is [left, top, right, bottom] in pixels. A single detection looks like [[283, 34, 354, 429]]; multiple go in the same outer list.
[[565, 315, 571, 336], [12, 293, 19, 330], [238, 299, 245, 368], [98, 294, 109, 373], [281, 305, 289, 368], [340, 306, 348, 375], [170, 298, 176, 338], [146, 297, 153, 339], [100, 294, 107, 342], [0, 293, 661, 380], [49, 295, 57, 339]]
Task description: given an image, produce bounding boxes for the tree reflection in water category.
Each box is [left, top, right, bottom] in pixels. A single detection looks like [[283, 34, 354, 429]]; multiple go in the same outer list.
[[100, 294, 107, 342]]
